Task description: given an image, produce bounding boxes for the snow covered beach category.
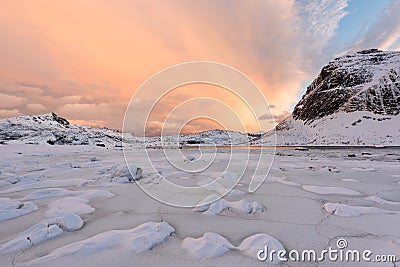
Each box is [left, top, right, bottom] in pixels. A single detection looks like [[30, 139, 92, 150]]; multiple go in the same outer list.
[[0, 144, 399, 266]]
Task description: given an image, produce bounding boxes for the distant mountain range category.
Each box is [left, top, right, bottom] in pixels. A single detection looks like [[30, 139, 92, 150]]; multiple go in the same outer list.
[[0, 113, 251, 147], [1, 49, 399, 147]]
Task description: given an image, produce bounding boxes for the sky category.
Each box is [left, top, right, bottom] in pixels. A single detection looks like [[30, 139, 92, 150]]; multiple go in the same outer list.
[[0, 0, 400, 135]]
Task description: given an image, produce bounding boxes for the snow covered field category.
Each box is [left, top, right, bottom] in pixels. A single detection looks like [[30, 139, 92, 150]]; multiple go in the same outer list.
[[0, 144, 399, 266]]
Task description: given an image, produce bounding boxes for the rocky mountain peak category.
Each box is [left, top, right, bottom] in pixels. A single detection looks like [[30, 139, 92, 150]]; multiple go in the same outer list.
[[48, 112, 70, 126], [292, 49, 400, 122]]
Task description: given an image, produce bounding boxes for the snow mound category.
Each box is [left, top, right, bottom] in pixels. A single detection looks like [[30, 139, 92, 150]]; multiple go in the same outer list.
[[193, 195, 264, 215], [303, 185, 361, 195], [0, 222, 63, 254], [323, 203, 400, 217], [182, 232, 234, 259], [0, 198, 38, 221], [44, 189, 113, 217], [238, 233, 285, 263], [183, 232, 284, 263], [30, 222, 174, 264], [0, 189, 111, 254], [46, 197, 95, 217], [48, 212, 84, 231]]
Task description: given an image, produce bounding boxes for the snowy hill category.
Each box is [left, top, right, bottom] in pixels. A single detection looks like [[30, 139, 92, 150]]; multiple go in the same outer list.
[[257, 49, 400, 146], [0, 113, 134, 146]]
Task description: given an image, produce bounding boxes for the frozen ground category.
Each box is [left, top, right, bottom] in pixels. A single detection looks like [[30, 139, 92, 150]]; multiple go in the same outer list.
[[0, 144, 399, 266]]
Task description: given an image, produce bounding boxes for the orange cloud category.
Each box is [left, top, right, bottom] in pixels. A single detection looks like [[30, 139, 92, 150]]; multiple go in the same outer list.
[[0, 1, 349, 134]]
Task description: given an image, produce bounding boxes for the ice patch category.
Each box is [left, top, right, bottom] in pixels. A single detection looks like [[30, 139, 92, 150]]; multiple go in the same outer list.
[[23, 188, 114, 202], [278, 180, 301, 186], [351, 167, 376, 172], [341, 178, 360, 182], [184, 155, 196, 162], [321, 166, 341, 173], [77, 189, 114, 200], [264, 175, 285, 183], [226, 188, 246, 196], [0, 198, 38, 221], [0, 179, 88, 194], [197, 178, 245, 196], [262, 175, 300, 187], [220, 172, 239, 184], [377, 190, 400, 202], [2, 173, 46, 186], [365, 195, 400, 206], [303, 185, 361, 195], [23, 188, 75, 200], [323, 203, 400, 217], [29, 222, 174, 264]]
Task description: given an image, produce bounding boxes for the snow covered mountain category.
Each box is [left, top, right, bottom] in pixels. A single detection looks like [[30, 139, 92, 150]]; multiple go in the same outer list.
[[293, 49, 400, 120], [258, 49, 400, 146], [0, 113, 132, 146]]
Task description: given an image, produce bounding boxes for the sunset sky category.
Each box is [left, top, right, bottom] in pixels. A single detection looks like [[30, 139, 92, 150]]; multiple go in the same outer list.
[[1, 0, 400, 135]]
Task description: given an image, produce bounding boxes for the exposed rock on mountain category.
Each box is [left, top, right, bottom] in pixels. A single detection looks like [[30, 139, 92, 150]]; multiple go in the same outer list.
[[293, 49, 400, 122]]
